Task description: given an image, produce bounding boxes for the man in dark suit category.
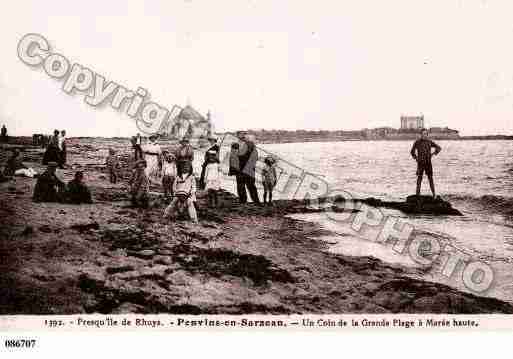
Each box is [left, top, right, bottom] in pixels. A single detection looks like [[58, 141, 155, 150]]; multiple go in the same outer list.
[[236, 132, 260, 204], [410, 128, 442, 198]]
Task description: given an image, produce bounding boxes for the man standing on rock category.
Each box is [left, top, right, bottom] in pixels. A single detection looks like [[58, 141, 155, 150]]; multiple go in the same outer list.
[[410, 128, 441, 198]]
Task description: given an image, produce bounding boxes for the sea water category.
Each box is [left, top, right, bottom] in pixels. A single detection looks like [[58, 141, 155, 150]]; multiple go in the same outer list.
[[258, 140, 513, 302]]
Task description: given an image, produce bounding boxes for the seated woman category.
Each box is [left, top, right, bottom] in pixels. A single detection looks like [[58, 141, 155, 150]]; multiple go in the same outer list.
[[32, 162, 65, 202], [163, 161, 198, 223], [65, 171, 93, 204]]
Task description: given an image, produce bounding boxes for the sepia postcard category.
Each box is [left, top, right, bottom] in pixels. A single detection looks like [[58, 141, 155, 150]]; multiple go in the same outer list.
[[1, 1, 513, 350]]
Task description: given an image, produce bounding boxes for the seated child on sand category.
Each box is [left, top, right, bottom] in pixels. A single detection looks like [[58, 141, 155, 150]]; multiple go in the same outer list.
[[163, 161, 198, 223]]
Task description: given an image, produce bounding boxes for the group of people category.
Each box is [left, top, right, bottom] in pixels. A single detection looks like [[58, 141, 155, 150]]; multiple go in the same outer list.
[[107, 135, 218, 223], [106, 131, 279, 224], [3, 125, 441, 225], [32, 162, 92, 204], [1, 128, 91, 205], [42, 129, 67, 169]]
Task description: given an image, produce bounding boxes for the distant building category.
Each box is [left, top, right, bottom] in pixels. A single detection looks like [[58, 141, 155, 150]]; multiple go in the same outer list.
[[362, 115, 459, 140], [157, 105, 214, 140], [400, 115, 424, 130]]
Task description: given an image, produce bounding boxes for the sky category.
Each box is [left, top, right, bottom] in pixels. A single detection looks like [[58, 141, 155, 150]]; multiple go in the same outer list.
[[1, 0, 512, 137]]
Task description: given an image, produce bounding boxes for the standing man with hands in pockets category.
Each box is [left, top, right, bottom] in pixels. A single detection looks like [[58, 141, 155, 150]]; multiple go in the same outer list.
[[410, 128, 441, 199]]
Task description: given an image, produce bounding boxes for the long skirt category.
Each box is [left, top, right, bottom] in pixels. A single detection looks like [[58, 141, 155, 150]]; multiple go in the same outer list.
[[42, 145, 61, 165], [144, 154, 161, 183]]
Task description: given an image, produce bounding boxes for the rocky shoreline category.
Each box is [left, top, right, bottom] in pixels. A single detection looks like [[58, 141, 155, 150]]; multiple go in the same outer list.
[[1, 140, 512, 314]]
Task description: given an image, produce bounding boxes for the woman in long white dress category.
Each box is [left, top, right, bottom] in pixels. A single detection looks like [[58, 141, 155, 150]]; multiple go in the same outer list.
[[142, 135, 162, 183]]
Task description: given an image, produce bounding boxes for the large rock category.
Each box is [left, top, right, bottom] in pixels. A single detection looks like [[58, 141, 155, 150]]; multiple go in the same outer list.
[[359, 195, 462, 216]]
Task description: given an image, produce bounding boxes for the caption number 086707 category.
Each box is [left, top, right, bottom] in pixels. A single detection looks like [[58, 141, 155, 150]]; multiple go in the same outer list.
[[4, 339, 37, 349]]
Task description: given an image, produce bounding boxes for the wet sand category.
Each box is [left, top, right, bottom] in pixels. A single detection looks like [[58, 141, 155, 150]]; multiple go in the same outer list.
[[1, 138, 512, 314]]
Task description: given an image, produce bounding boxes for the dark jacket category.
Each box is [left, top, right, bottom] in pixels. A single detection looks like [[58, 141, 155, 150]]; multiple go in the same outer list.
[[238, 140, 258, 176], [410, 139, 441, 164]]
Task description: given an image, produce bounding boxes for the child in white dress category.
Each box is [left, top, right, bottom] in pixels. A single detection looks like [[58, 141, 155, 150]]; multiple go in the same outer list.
[[143, 135, 162, 181], [204, 150, 221, 208]]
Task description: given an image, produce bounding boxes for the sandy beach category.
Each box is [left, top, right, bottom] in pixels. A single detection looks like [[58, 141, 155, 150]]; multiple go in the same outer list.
[[1, 138, 512, 315]]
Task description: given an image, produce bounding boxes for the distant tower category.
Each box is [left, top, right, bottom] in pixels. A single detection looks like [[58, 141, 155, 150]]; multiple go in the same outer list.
[[400, 114, 424, 130]]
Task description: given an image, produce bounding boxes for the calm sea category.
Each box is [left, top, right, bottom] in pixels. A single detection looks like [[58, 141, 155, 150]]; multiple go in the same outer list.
[[256, 140, 513, 302]]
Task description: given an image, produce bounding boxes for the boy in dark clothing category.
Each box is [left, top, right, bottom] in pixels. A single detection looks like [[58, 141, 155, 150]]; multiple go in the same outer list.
[[66, 171, 93, 204], [410, 129, 442, 198]]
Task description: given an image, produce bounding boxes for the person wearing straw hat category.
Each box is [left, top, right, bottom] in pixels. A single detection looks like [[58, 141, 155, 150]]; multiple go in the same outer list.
[[32, 162, 65, 202]]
